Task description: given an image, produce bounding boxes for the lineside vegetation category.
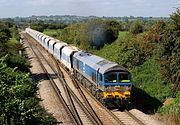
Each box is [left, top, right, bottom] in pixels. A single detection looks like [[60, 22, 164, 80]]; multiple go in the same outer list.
[[0, 21, 56, 124]]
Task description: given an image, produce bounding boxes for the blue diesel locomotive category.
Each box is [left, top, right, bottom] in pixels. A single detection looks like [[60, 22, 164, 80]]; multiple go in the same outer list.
[[26, 28, 132, 105]]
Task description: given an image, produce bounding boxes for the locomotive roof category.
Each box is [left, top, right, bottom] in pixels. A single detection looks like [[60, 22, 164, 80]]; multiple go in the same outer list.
[[73, 51, 128, 74]]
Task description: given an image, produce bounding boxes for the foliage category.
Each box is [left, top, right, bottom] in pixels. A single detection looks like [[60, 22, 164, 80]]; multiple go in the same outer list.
[[0, 22, 12, 56], [30, 21, 67, 32], [10, 25, 20, 41], [0, 21, 56, 124], [149, 9, 180, 97], [131, 59, 171, 102], [5, 55, 30, 72], [43, 29, 60, 38], [46, 23, 67, 30], [0, 21, 29, 72], [0, 22, 11, 41], [159, 91, 180, 124], [0, 56, 56, 125], [129, 20, 144, 35], [93, 31, 128, 63], [132, 10, 179, 121], [44, 19, 120, 50], [87, 19, 120, 48], [30, 20, 46, 32]]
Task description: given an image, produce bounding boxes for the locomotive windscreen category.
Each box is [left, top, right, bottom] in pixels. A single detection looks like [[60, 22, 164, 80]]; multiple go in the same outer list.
[[119, 72, 130, 83], [104, 73, 117, 83], [104, 71, 131, 83]]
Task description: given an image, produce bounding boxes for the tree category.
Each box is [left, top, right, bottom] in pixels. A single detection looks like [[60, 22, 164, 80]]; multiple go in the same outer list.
[[0, 22, 12, 56], [87, 19, 120, 49], [56, 19, 120, 49], [30, 21, 46, 32], [129, 20, 143, 35], [158, 9, 180, 94]]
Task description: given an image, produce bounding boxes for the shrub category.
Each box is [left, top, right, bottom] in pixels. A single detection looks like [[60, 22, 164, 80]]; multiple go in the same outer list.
[[159, 91, 180, 124], [129, 20, 143, 35], [0, 56, 57, 125]]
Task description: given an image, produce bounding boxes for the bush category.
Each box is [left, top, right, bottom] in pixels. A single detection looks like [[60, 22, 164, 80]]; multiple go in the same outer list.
[[131, 58, 171, 102], [0, 56, 57, 125], [159, 91, 180, 124], [129, 20, 143, 35], [6, 55, 30, 72]]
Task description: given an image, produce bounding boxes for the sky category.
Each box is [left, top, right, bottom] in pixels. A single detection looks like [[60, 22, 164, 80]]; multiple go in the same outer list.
[[0, 0, 179, 18]]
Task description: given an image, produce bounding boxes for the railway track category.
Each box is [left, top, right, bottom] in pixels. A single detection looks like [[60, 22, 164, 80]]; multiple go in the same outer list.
[[23, 32, 146, 125], [111, 109, 145, 125]]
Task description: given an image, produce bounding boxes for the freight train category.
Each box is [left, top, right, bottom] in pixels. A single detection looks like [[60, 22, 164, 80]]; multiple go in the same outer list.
[[25, 28, 132, 106]]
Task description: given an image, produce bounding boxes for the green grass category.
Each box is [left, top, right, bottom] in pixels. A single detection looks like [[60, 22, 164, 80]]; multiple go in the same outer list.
[[118, 31, 128, 38], [43, 29, 60, 37]]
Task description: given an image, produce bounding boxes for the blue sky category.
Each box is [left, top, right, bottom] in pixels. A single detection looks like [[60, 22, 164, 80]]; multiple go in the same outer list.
[[0, 0, 179, 18]]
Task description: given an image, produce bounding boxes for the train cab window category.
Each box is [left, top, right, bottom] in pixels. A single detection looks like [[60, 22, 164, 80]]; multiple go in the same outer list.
[[119, 73, 130, 83], [104, 73, 117, 83]]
